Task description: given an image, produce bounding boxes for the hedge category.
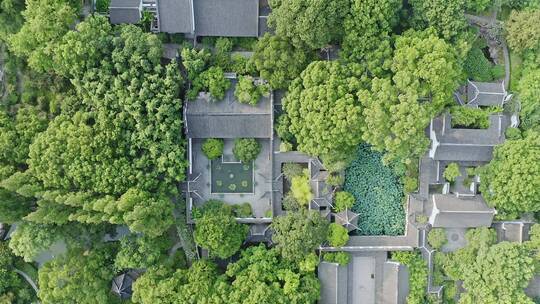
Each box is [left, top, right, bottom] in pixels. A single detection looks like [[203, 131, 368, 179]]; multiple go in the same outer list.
[[344, 144, 405, 235]]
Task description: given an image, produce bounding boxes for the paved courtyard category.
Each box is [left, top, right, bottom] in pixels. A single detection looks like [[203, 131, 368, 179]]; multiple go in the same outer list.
[[190, 138, 273, 218]]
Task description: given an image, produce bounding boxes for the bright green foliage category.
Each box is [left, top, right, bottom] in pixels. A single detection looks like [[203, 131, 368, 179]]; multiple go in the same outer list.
[[333, 191, 355, 212], [282, 163, 304, 181], [450, 106, 491, 129], [342, 0, 402, 77], [480, 132, 540, 217], [194, 201, 248, 259], [233, 138, 261, 163], [344, 145, 405, 235], [427, 228, 447, 250], [505, 127, 522, 140], [252, 33, 314, 89], [8, 222, 64, 262], [327, 223, 349, 247], [465, 0, 492, 12], [268, 0, 349, 49], [323, 252, 351, 265], [0, 0, 24, 42], [132, 261, 226, 304], [392, 251, 428, 304], [234, 75, 269, 105], [271, 210, 329, 262], [506, 9, 540, 53], [0, 242, 36, 303], [8, 0, 76, 72], [517, 69, 540, 130], [225, 245, 321, 303], [191, 66, 231, 100], [409, 0, 468, 42], [361, 29, 461, 164], [290, 173, 312, 206], [202, 138, 224, 160], [283, 61, 366, 163], [299, 253, 319, 272], [463, 46, 496, 82], [115, 234, 171, 271], [38, 246, 117, 304], [444, 163, 461, 183], [459, 242, 536, 304], [0, 189, 33, 223], [181, 47, 212, 81]]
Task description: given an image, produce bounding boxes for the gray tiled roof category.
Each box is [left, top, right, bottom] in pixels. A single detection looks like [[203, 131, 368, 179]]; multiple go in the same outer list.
[[185, 80, 272, 138], [158, 0, 193, 33], [467, 81, 507, 106], [382, 262, 409, 304], [109, 0, 141, 24], [193, 0, 259, 37], [429, 194, 495, 228], [318, 262, 348, 304]]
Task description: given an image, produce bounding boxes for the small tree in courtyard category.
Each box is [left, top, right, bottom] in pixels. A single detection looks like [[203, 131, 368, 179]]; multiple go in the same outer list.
[[443, 163, 461, 183], [233, 138, 261, 163], [333, 191, 355, 212], [202, 138, 224, 160]]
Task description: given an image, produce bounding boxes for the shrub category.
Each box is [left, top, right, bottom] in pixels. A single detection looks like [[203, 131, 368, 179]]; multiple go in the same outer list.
[[463, 47, 493, 82], [403, 176, 418, 193], [344, 145, 405, 235], [282, 163, 304, 181], [202, 138, 224, 160], [291, 173, 312, 206], [234, 76, 270, 106], [282, 192, 301, 211], [233, 138, 261, 163], [491, 65, 505, 79], [279, 141, 292, 152], [428, 228, 447, 250], [275, 114, 294, 143], [443, 163, 461, 183], [327, 223, 349, 247], [505, 127, 522, 140], [95, 0, 110, 13], [326, 172, 344, 187], [324, 252, 351, 265], [232, 202, 252, 218], [333, 191, 355, 212], [215, 37, 233, 54], [450, 106, 490, 129]]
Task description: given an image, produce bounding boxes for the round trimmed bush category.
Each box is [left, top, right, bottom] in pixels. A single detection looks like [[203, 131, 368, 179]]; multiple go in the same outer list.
[[333, 191, 355, 212], [327, 223, 349, 247], [202, 138, 224, 160], [233, 138, 261, 163]]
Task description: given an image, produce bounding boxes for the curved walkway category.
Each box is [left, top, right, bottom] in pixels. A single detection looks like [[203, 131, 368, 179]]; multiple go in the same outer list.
[[14, 268, 39, 293]]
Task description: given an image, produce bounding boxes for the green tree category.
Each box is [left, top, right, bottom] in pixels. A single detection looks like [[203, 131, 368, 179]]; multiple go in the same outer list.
[[443, 163, 461, 182], [0, 0, 25, 42], [290, 173, 312, 206], [202, 138, 224, 160], [233, 138, 261, 163], [505, 9, 540, 53], [271, 210, 329, 262], [282, 163, 304, 181], [409, 0, 468, 42], [267, 0, 349, 49], [392, 251, 428, 304], [283, 61, 366, 163], [194, 201, 248, 259], [361, 29, 462, 164], [38, 246, 117, 304], [342, 0, 402, 77], [427, 228, 447, 250], [191, 66, 231, 100], [466, 0, 493, 12], [8, 0, 76, 72], [115, 234, 171, 271], [8, 221, 63, 262], [327, 223, 349, 247], [181, 47, 212, 81], [234, 76, 269, 106], [0, 242, 36, 303], [323, 252, 351, 265], [480, 132, 540, 217], [459, 242, 536, 304], [517, 69, 540, 130], [333, 191, 355, 212], [0, 189, 33, 223], [252, 33, 314, 89]]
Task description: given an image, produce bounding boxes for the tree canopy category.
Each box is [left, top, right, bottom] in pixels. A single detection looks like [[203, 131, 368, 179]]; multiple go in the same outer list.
[[480, 132, 540, 217], [505, 9, 540, 54], [282, 61, 366, 163], [267, 0, 349, 49], [517, 68, 540, 130], [409, 0, 468, 42]]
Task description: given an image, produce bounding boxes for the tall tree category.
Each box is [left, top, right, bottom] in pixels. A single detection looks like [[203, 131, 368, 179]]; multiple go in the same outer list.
[[517, 69, 540, 130], [409, 0, 468, 42], [480, 132, 540, 217], [505, 9, 540, 54], [252, 34, 314, 89], [8, 0, 76, 72], [341, 0, 402, 77], [0, 0, 25, 42], [360, 29, 462, 164], [38, 246, 117, 304], [282, 61, 366, 163], [267, 0, 349, 49], [271, 210, 329, 262]]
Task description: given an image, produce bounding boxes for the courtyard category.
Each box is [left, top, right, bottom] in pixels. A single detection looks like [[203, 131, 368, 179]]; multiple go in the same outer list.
[[210, 158, 254, 194]]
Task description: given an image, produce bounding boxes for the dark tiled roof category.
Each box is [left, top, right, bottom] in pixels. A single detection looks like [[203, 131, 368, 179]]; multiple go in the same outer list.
[[158, 0, 193, 33], [467, 81, 507, 106], [429, 194, 495, 228], [109, 0, 141, 24], [193, 0, 259, 37], [185, 80, 272, 138], [318, 262, 348, 304]]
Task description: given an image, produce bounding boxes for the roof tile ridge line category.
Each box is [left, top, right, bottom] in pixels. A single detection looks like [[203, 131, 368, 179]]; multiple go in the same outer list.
[[467, 79, 480, 105]]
